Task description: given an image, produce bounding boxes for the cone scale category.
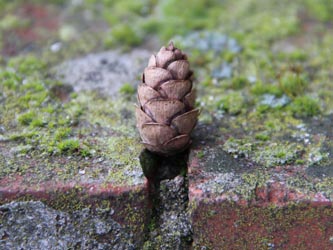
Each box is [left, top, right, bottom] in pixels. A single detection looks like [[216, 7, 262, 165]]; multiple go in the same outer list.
[[136, 42, 199, 155]]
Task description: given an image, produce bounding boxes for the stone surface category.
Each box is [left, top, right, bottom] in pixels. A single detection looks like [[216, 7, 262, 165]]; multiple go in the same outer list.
[[1, 1, 333, 249], [0, 201, 135, 250], [0, 49, 153, 248], [55, 49, 150, 96], [188, 135, 333, 249], [0, 163, 150, 249], [0, 139, 150, 247]]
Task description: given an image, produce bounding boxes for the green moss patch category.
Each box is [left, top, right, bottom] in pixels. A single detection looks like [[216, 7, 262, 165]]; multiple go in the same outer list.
[[0, 52, 144, 186], [288, 96, 321, 117]]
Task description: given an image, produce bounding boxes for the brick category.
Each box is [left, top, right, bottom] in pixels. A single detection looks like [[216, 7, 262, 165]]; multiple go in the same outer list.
[[0, 160, 150, 248], [188, 146, 333, 249]]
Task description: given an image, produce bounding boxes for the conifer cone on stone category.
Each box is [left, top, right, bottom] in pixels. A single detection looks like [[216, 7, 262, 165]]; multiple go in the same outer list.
[[136, 42, 199, 155]]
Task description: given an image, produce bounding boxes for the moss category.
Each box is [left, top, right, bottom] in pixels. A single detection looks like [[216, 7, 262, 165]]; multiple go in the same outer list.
[[1, 62, 93, 159], [0, 14, 29, 30], [54, 127, 72, 141], [119, 83, 136, 95], [30, 118, 45, 128], [286, 176, 315, 194], [288, 96, 321, 117], [229, 76, 249, 90], [0, 70, 22, 89], [277, 49, 308, 61], [48, 188, 89, 212], [223, 135, 306, 168], [223, 138, 254, 158], [11, 145, 33, 155], [7, 55, 47, 76], [8, 131, 38, 142], [17, 111, 36, 126], [103, 137, 143, 185], [295, 159, 305, 164], [111, 1, 149, 16], [255, 133, 270, 141], [217, 92, 245, 115], [159, 0, 223, 40], [105, 24, 142, 48], [254, 142, 302, 167], [315, 178, 333, 198], [278, 72, 308, 98], [1, 57, 143, 180], [304, 0, 333, 22], [201, 76, 213, 87], [57, 139, 80, 154], [235, 172, 270, 200], [251, 82, 283, 97], [306, 138, 329, 166], [143, 240, 154, 250], [140, 19, 161, 34]]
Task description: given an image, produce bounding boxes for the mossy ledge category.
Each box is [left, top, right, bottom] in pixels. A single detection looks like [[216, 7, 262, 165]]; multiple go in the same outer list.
[[0, 184, 151, 247]]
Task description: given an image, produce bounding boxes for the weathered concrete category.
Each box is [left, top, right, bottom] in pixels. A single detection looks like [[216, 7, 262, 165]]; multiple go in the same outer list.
[[0, 201, 135, 250]]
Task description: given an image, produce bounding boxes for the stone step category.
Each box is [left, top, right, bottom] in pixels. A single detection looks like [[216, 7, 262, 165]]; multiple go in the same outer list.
[[0, 164, 151, 249]]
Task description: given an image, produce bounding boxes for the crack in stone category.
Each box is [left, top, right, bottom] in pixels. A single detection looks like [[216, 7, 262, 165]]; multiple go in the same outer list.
[[140, 150, 193, 250]]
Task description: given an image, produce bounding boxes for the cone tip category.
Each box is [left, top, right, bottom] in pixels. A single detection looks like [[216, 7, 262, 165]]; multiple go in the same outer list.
[[167, 41, 175, 50]]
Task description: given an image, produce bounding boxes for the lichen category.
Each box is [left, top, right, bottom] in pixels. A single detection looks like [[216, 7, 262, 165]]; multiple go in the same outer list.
[[254, 142, 302, 168]]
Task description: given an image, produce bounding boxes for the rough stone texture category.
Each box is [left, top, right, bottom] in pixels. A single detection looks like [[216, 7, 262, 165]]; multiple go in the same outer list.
[[0, 140, 149, 246], [188, 141, 333, 249], [55, 49, 150, 96], [144, 176, 192, 250], [0, 170, 150, 249], [2, 1, 333, 249], [0, 201, 135, 250], [0, 49, 153, 248]]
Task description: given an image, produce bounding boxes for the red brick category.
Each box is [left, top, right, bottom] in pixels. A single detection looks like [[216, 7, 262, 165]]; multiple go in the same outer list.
[[0, 171, 150, 247], [188, 149, 333, 249]]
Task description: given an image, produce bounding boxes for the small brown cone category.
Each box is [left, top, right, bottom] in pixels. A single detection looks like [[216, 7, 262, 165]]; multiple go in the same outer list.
[[136, 42, 199, 155]]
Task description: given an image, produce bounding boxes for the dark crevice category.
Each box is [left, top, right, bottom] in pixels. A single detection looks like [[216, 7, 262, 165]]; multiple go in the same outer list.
[[140, 149, 193, 250], [140, 149, 189, 183]]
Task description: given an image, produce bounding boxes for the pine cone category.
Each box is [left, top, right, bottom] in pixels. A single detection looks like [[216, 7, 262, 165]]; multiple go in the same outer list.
[[136, 42, 199, 155]]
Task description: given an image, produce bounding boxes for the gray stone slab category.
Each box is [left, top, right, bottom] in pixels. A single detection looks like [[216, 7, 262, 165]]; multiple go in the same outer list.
[[55, 49, 151, 95], [0, 201, 136, 250]]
